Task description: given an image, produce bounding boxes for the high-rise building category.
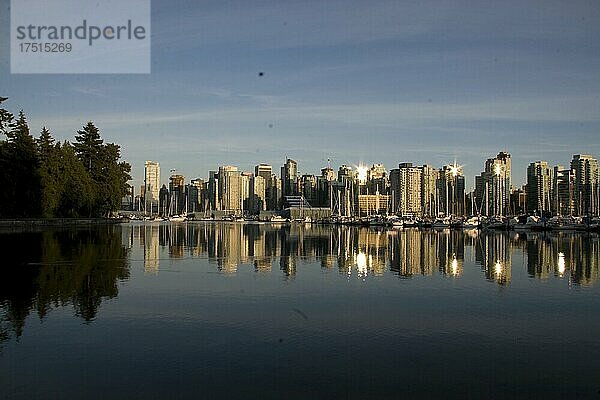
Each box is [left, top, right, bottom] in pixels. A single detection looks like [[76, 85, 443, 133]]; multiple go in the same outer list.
[[159, 184, 169, 216], [240, 172, 252, 212], [250, 175, 266, 213], [389, 163, 421, 216], [144, 161, 160, 214], [438, 163, 465, 216], [188, 178, 204, 213], [321, 166, 335, 181], [510, 186, 527, 216], [218, 165, 241, 212], [571, 154, 599, 216], [338, 165, 354, 184], [316, 166, 335, 208], [475, 152, 511, 216], [207, 171, 219, 212], [254, 164, 279, 211], [526, 161, 552, 215], [255, 164, 272, 181], [421, 165, 438, 217], [367, 164, 387, 195], [552, 165, 574, 216], [300, 174, 318, 206], [281, 158, 298, 197], [169, 173, 185, 214]]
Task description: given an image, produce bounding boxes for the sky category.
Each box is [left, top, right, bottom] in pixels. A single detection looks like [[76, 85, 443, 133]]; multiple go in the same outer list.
[[1, 0, 600, 191]]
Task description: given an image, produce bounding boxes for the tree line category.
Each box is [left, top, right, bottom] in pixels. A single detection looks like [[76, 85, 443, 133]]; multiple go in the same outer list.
[[0, 96, 131, 218]]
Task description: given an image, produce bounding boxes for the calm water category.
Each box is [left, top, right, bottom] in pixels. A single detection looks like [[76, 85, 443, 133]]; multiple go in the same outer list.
[[1, 222, 600, 399]]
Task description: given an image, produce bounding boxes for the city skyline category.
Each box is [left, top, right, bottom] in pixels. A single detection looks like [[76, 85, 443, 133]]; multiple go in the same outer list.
[[132, 152, 599, 218], [136, 150, 598, 191], [1, 0, 599, 189]]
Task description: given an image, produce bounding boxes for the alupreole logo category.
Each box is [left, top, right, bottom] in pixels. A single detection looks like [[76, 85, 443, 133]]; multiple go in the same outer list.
[[11, 0, 151, 74]]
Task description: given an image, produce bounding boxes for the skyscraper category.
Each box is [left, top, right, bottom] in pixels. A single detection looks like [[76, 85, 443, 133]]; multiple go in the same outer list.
[[571, 154, 599, 216], [316, 166, 335, 208], [420, 165, 438, 217], [300, 174, 318, 206], [389, 163, 422, 216], [281, 158, 298, 198], [526, 161, 552, 215], [438, 163, 465, 216], [144, 161, 160, 214], [475, 152, 512, 216], [240, 172, 252, 211], [250, 175, 266, 213], [218, 165, 241, 212], [169, 173, 185, 214], [255, 164, 277, 211], [367, 164, 387, 195], [552, 165, 574, 216], [254, 164, 272, 181]]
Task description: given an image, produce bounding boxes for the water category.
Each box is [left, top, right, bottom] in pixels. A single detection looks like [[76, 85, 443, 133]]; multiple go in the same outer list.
[[1, 222, 600, 399]]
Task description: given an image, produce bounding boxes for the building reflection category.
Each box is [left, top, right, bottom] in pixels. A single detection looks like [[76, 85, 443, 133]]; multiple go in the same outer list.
[[517, 232, 600, 286], [124, 222, 599, 286], [475, 232, 512, 285]]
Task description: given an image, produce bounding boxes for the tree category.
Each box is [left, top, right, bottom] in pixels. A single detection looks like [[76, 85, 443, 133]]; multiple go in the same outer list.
[[0, 98, 131, 218], [73, 122, 131, 216], [0, 96, 15, 136], [73, 121, 103, 176], [0, 110, 41, 217], [56, 142, 94, 217], [38, 127, 62, 217]]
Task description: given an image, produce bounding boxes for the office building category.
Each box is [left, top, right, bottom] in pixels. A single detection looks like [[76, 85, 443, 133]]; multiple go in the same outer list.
[[526, 161, 552, 215]]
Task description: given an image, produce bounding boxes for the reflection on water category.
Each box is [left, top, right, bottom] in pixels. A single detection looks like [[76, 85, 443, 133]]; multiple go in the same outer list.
[[125, 222, 599, 286], [2, 223, 600, 399], [2, 223, 599, 345], [1, 227, 129, 346]]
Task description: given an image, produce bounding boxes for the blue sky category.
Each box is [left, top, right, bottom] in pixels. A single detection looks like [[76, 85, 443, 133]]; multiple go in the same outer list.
[[1, 0, 599, 190]]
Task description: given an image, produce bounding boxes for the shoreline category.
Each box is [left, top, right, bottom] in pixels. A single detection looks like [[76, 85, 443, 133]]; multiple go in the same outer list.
[[0, 218, 126, 228]]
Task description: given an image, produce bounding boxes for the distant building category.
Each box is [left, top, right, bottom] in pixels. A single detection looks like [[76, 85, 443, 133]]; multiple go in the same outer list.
[[250, 175, 266, 213], [438, 163, 465, 216], [169, 173, 185, 214], [356, 193, 390, 216], [475, 152, 511, 216], [366, 164, 387, 195], [281, 158, 298, 198], [338, 164, 354, 185], [315, 166, 335, 208], [207, 171, 219, 212], [526, 161, 552, 215], [218, 165, 241, 212], [188, 178, 204, 213], [159, 184, 169, 216], [300, 174, 318, 206], [144, 161, 160, 214], [552, 165, 574, 216], [389, 163, 422, 216], [240, 172, 253, 212], [421, 165, 438, 217], [510, 186, 527, 216], [571, 154, 599, 216]]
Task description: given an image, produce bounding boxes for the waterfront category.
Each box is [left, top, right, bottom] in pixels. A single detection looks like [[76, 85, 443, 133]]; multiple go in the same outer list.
[[2, 222, 600, 399]]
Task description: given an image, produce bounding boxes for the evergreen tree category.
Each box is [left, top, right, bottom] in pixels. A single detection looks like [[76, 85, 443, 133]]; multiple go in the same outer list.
[[0, 98, 131, 218], [0, 97, 15, 136], [0, 110, 41, 217], [57, 142, 94, 217], [0, 97, 14, 215], [73, 122, 103, 176], [38, 127, 62, 217], [73, 122, 131, 216]]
